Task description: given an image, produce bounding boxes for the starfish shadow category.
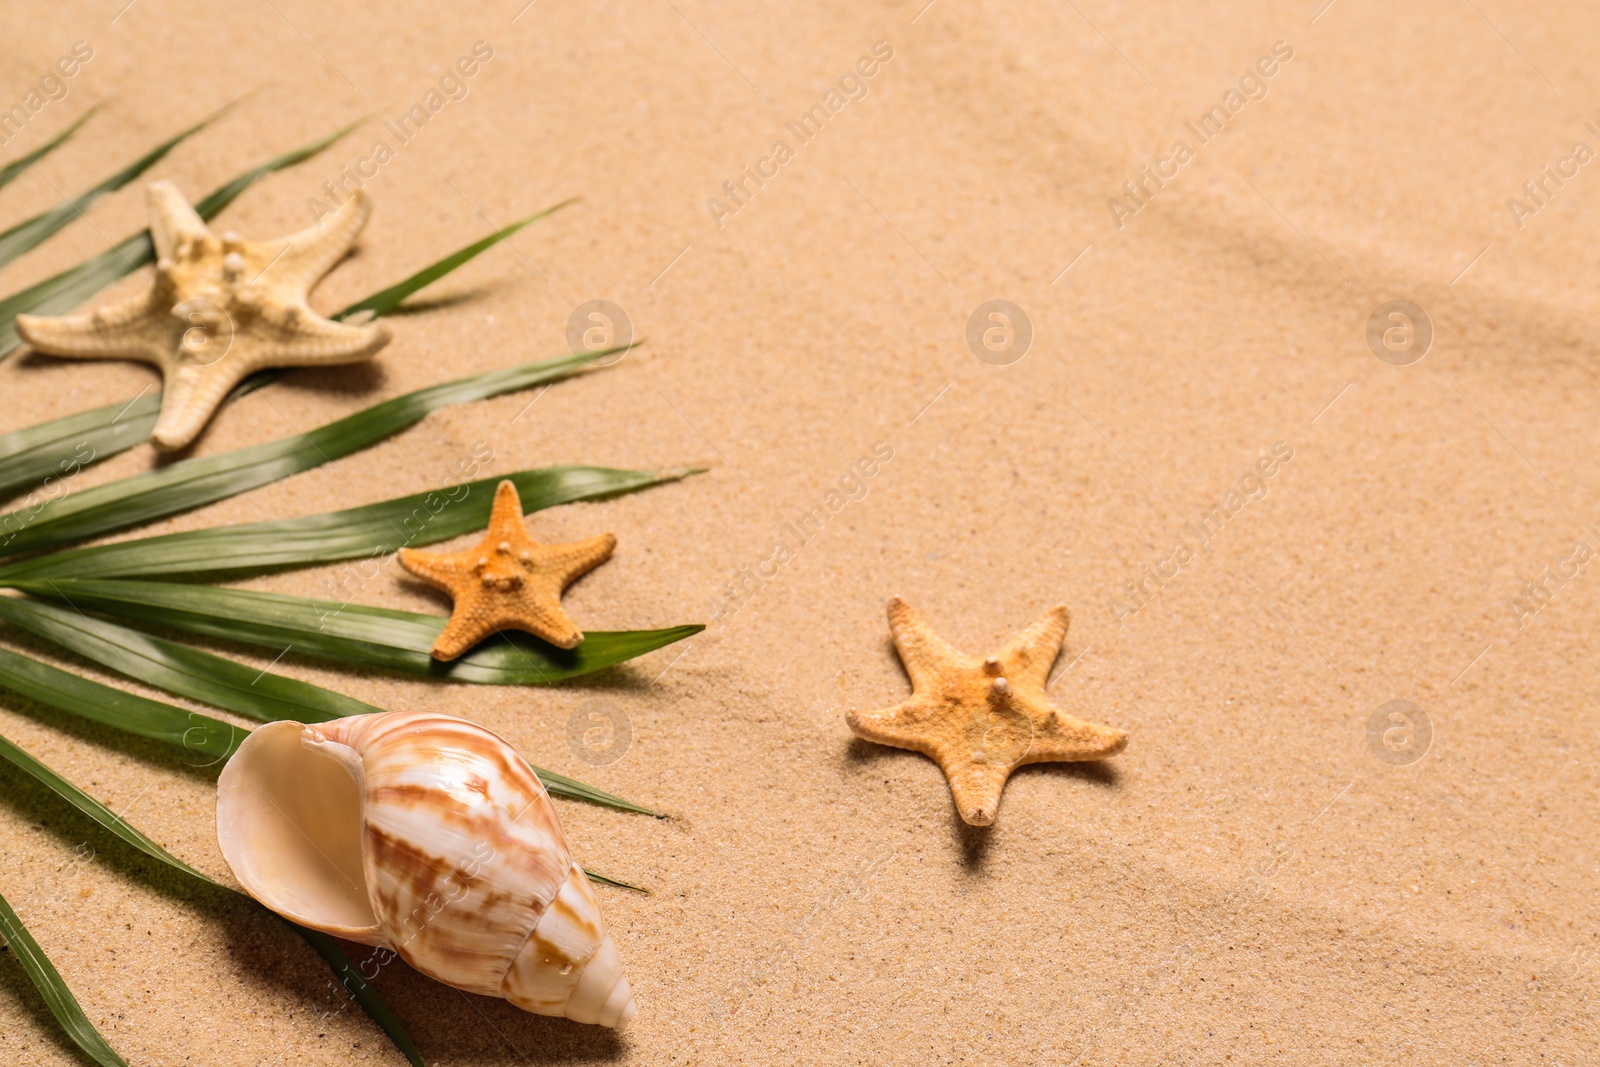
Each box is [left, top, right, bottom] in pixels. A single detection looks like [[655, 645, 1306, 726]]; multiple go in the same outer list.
[[262, 358, 391, 400], [845, 737, 1124, 873], [953, 818, 994, 869]]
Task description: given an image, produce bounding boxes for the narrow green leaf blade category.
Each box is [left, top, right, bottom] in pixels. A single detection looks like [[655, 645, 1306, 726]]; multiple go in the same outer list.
[[0, 594, 380, 723], [14, 579, 702, 686], [189, 117, 363, 222], [0, 883, 128, 1067], [0, 119, 361, 357], [334, 199, 577, 322], [0, 638, 239, 759], [537, 767, 662, 818], [0, 107, 97, 190], [581, 868, 649, 893], [0, 732, 426, 1067], [0, 350, 606, 557], [0, 465, 692, 582], [0, 597, 659, 812], [0, 393, 155, 502], [0, 232, 147, 358], [0, 375, 276, 504], [0, 100, 237, 269]]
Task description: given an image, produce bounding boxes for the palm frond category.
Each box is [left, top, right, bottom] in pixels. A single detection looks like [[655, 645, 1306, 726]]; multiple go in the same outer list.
[[0, 350, 611, 557], [0, 593, 380, 722], [17, 578, 702, 686], [0, 464, 694, 582], [0, 595, 660, 814], [0, 212, 579, 501], [0, 639, 238, 757], [0, 376, 276, 503], [335, 199, 577, 321]]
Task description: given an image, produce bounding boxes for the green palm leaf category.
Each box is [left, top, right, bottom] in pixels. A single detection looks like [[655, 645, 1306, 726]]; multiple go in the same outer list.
[[0, 100, 238, 269], [17, 578, 702, 686], [582, 869, 649, 893], [0, 350, 610, 557], [0, 108, 97, 191], [0, 376, 277, 503], [0, 731, 423, 1067], [0, 639, 237, 757], [0, 593, 379, 722], [334, 199, 577, 322], [0, 118, 362, 357], [0, 392, 156, 502], [0, 464, 694, 582], [0, 594, 658, 813], [0, 880, 128, 1067]]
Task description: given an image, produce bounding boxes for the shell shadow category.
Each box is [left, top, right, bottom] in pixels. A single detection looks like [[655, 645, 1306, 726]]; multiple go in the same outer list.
[[215, 920, 628, 1063], [422, 987, 628, 1064]]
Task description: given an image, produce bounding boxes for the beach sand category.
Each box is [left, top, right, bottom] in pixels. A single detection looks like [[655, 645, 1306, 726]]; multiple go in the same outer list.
[[0, 1, 1596, 1063]]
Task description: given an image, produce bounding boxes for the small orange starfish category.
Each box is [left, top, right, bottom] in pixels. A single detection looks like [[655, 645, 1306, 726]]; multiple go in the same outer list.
[[398, 480, 615, 660], [846, 597, 1127, 826]]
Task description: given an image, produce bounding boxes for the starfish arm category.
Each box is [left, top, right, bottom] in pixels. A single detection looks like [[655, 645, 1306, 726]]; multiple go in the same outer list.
[[252, 305, 390, 364], [541, 533, 618, 586], [429, 595, 501, 660], [885, 596, 964, 691], [937, 756, 1013, 827], [844, 699, 940, 756], [147, 181, 212, 262], [1022, 700, 1128, 763], [398, 547, 477, 589], [998, 604, 1071, 689], [16, 298, 167, 362], [148, 359, 252, 451], [512, 590, 585, 650], [486, 480, 526, 534], [268, 189, 372, 295]]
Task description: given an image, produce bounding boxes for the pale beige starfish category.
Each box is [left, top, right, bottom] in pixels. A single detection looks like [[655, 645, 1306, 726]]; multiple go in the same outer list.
[[16, 180, 390, 451], [398, 480, 617, 660], [846, 597, 1128, 826]]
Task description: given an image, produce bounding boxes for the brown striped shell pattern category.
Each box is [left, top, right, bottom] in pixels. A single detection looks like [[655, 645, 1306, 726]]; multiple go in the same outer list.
[[215, 711, 635, 1028]]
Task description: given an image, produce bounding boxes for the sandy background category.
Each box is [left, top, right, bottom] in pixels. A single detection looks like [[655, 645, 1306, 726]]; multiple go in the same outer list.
[[0, 0, 1596, 1063]]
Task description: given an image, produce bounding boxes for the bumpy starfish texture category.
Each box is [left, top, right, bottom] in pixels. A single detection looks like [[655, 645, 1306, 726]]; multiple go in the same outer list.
[[15, 180, 390, 451], [398, 480, 616, 660], [846, 597, 1127, 826]]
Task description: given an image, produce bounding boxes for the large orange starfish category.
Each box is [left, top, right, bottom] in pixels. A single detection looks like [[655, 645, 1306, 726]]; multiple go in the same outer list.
[[846, 597, 1128, 826], [398, 480, 615, 660]]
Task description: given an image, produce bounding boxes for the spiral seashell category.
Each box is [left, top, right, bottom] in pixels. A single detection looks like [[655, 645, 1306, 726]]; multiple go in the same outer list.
[[216, 711, 636, 1028]]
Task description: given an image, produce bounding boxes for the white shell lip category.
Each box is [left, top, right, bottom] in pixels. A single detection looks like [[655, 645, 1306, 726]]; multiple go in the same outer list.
[[216, 720, 381, 941]]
